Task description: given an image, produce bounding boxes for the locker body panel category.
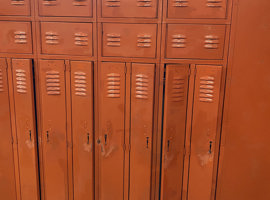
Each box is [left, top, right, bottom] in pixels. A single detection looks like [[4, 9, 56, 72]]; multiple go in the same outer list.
[[101, 0, 158, 18], [0, 21, 32, 54], [71, 61, 94, 200], [129, 63, 155, 200], [99, 62, 126, 200], [167, 0, 227, 19], [166, 24, 226, 60], [0, 0, 30, 16], [188, 65, 222, 200], [12, 59, 39, 200], [41, 22, 93, 56], [39, 60, 68, 200], [0, 58, 17, 200], [160, 64, 189, 200], [102, 23, 157, 58], [39, 0, 92, 17]]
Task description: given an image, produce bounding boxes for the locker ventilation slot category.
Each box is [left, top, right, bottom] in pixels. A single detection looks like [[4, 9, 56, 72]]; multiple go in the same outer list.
[[106, 33, 121, 47], [0, 70, 3, 92], [73, 0, 87, 6], [135, 74, 149, 99], [172, 34, 186, 48], [199, 76, 215, 103], [204, 35, 219, 49], [45, 32, 59, 45], [46, 71, 61, 95], [137, 34, 152, 48], [74, 71, 87, 96], [173, 0, 188, 7], [171, 77, 185, 102], [16, 69, 27, 94], [107, 73, 120, 98], [74, 32, 89, 46], [137, 0, 152, 7], [14, 31, 27, 44], [43, 0, 57, 6], [207, 0, 222, 7], [11, 0, 25, 5], [105, 0, 120, 7]]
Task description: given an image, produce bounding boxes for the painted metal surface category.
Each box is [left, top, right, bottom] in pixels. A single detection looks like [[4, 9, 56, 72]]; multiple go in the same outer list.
[[98, 62, 126, 200], [39, 59, 68, 200], [0, 58, 17, 200], [12, 59, 39, 200], [39, 0, 93, 17], [71, 61, 94, 200], [102, 23, 157, 58], [129, 63, 155, 200], [166, 24, 226, 59], [0, 0, 30, 16], [188, 65, 222, 200], [41, 22, 93, 56], [216, 0, 270, 200], [101, 0, 158, 18], [0, 21, 32, 54], [160, 64, 189, 200]]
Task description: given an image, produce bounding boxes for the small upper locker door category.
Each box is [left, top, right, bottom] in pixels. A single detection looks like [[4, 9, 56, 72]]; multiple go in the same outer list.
[[39, 0, 92, 17], [0, 0, 30, 16], [188, 65, 222, 200], [71, 61, 94, 200], [167, 0, 228, 19], [0, 59, 17, 200], [12, 59, 39, 200], [39, 60, 68, 200], [101, 0, 158, 18], [129, 63, 155, 200]]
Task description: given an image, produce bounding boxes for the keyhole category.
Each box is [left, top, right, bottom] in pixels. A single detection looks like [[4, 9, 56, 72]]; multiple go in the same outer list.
[[209, 141, 213, 154], [146, 137, 149, 148], [46, 131, 49, 142], [87, 133, 90, 144], [104, 134, 108, 145], [29, 130, 32, 141], [167, 140, 170, 152]]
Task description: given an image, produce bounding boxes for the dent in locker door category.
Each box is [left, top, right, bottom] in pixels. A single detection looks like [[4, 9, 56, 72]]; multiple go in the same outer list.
[[99, 62, 126, 200], [188, 65, 222, 200], [39, 60, 68, 200], [129, 63, 155, 200], [160, 64, 189, 200], [12, 59, 39, 200]]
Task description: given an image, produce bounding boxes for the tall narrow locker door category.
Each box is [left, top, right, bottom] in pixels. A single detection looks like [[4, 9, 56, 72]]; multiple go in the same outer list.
[[71, 61, 94, 200], [0, 58, 17, 200], [160, 64, 189, 200], [129, 63, 155, 200], [99, 62, 126, 200], [12, 59, 39, 200], [188, 65, 222, 200], [39, 60, 68, 200]]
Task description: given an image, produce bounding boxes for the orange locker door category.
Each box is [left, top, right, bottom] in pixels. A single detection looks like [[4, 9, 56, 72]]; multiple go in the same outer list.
[[0, 0, 30, 16], [160, 64, 189, 200], [102, 23, 157, 58], [0, 58, 17, 200], [40, 22, 93, 56], [71, 61, 94, 200], [39, 0, 92, 17], [129, 63, 155, 200], [101, 0, 158, 18], [188, 65, 222, 200], [99, 62, 126, 200], [39, 60, 68, 200], [167, 0, 227, 19], [0, 21, 32, 54], [12, 59, 39, 200], [166, 24, 226, 60]]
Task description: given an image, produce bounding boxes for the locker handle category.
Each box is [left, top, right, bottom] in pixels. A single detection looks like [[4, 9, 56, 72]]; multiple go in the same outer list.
[[146, 137, 149, 149], [104, 134, 108, 145], [29, 130, 32, 141], [209, 141, 213, 154], [87, 133, 90, 145], [46, 131, 49, 142]]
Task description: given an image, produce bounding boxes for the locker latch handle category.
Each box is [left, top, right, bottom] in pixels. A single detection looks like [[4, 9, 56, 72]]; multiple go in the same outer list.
[[146, 137, 149, 149], [87, 133, 90, 145], [46, 131, 49, 142], [104, 134, 108, 145], [209, 141, 213, 154], [29, 130, 32, 141]]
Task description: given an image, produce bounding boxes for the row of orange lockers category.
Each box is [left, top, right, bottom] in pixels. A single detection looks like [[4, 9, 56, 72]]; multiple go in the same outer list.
[[1, 0, 228, 19], [0, 58, 223, 200]]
